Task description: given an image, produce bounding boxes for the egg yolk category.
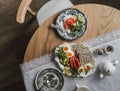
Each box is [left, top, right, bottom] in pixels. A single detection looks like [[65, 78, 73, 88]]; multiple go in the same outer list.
[[79, 68, 83, 73], [67, 52, 73, 57], [63, 46, 69, 51], [85, 65, 91, 71]]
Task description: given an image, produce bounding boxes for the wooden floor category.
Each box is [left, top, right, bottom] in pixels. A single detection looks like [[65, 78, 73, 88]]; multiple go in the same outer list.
[[0, 0, 120, 91]]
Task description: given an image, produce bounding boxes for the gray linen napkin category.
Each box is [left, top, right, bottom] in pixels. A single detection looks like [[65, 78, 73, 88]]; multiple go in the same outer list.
[[20, 30, 120, 91]]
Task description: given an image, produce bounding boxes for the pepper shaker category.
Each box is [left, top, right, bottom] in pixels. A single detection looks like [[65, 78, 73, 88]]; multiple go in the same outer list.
[[96, 48, 104, 55]]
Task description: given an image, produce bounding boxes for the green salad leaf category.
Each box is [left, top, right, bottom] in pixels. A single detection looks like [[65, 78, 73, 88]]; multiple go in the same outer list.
[[55, 47, 69, 66], [71, 15, 83, 32]]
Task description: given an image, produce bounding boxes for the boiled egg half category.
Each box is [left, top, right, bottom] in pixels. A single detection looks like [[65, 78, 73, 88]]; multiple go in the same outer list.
[[77, 65, 86, 76], [85, 63, 93, 72], [67, 51, 74, 58], [63, 45, 72, 53]]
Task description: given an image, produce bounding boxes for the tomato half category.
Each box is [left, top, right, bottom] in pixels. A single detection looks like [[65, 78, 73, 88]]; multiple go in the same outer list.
[[64, 17, 75, 29]]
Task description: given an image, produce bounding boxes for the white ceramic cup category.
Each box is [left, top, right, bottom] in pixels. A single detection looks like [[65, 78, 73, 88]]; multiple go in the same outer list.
[[76, 84, 90, 91]]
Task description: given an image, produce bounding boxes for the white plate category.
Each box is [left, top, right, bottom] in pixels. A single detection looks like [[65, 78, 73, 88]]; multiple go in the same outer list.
[[54, 42, 95, 77]]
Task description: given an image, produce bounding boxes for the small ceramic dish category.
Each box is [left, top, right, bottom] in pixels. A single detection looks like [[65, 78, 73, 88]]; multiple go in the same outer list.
[[35, 68, 64, 91], [104, 45, 114, 55], [56, 8, 87, 40]]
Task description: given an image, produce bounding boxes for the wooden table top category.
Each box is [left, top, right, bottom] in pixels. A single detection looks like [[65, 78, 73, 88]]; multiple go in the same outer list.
[[24, 4, 120, 62]]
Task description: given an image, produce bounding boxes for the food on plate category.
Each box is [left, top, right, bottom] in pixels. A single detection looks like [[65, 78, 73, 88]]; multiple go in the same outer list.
[[78, 66, 84, 73], [55, 43, 95, 77], [67, 51, 74, 58], [85, 64, 92, 71], [70, 56, 81, 70], [63, 46, 69, 52], [64, 15, 76, 29], [64, 15, 84, 34], [63, 66, 72, 76]]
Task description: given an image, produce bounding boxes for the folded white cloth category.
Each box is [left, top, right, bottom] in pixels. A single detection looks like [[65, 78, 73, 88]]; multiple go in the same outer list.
[[20, 29, 120, 91]]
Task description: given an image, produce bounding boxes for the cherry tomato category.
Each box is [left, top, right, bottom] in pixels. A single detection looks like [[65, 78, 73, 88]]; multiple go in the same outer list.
[[70, 55, 82, 69], [64, 17, 75, 29], [70, 58, 74, 68]]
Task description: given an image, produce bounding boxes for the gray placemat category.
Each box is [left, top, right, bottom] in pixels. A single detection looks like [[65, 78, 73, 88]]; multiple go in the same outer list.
[[20, 29, 120, 91]]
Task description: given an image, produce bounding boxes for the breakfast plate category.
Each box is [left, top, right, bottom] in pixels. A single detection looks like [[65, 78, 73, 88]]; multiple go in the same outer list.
[[56, 8, 87, 40], [35, 68, 64, 91], [54, 42, 95, 77]]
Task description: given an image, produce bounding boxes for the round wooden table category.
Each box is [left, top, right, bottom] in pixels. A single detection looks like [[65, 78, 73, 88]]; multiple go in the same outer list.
[[24, 4, 120, 62]]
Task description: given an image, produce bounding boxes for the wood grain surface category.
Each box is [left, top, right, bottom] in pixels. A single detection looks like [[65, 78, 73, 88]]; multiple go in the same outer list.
[[1, 0, 120, 90], [24, 4, 120, 62]]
